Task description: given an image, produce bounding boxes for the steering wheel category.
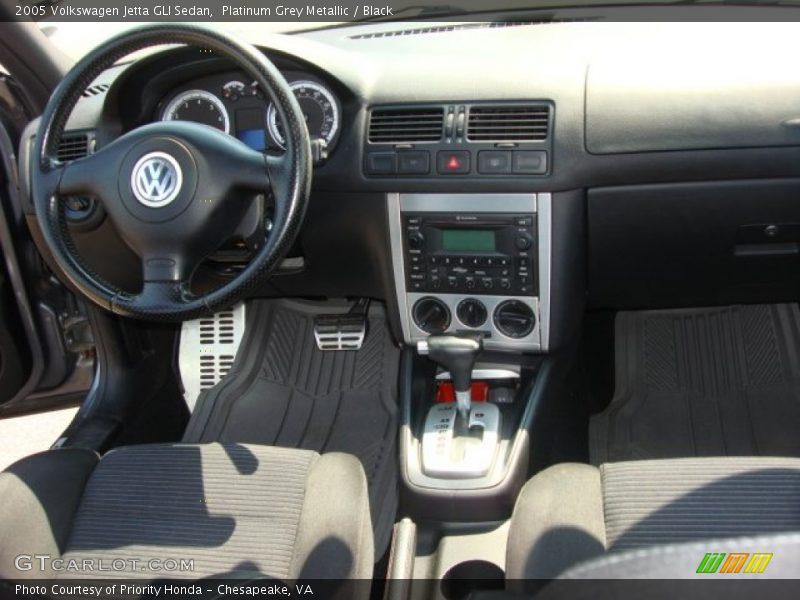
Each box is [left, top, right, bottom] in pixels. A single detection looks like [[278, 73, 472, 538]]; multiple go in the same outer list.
[[31, 24, 312, 321]]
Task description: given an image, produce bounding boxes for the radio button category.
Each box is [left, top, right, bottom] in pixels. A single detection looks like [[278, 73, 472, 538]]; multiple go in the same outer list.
[[481, 278, 494, 290], [465, 277, 476, 290], [429, 256, 439, 265], [499, 278, 512, 291], [514, 216, 533, 227], [447, 276, 459, 289]]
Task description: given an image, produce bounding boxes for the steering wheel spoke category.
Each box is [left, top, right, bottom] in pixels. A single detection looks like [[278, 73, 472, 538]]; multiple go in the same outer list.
[[58, 152, 106, 197]]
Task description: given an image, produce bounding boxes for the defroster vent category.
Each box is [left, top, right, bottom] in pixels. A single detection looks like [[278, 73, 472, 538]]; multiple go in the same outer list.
[[369, 107, 444, 143], [467, 105, 550, 142]]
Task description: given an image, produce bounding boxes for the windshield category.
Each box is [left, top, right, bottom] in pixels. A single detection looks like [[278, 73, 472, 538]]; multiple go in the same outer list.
[[40, 22, 337, 61], [37, 0, 797, 61]]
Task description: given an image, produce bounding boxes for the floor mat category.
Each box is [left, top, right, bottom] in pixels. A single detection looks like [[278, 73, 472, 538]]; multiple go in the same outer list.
[[590, 304, 800, 464], [184, 299, 400, 556]]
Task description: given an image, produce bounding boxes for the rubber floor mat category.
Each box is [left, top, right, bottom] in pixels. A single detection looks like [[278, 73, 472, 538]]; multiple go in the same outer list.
[[590, 304, 800, 464], [184, 299, 400, 556]]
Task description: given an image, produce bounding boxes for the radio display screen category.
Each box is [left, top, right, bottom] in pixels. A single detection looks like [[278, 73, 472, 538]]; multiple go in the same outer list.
[[441, 229, 497, 253]]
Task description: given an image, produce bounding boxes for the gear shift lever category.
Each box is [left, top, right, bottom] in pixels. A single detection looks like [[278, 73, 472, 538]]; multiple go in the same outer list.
[[418, 334, 482, 422]]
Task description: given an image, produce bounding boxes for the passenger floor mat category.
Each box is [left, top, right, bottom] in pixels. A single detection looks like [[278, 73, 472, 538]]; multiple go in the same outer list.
[[184, 299, 400, 555], [590, 304, 800, 464]]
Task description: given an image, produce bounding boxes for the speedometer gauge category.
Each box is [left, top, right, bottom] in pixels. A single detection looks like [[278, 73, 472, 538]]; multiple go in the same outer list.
[[162, 90, 230, 134], [267, 80, 339, 149]]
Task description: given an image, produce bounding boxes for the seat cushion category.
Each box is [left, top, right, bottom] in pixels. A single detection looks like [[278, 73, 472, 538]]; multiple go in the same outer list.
[[1, 443, 373, 581], [0, 448, 99, 578], [507, 457, 800, 585]]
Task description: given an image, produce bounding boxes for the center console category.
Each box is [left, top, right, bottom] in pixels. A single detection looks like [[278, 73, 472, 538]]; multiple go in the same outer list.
[[388, 193, 551, 353], [388, 192, 565, 521]]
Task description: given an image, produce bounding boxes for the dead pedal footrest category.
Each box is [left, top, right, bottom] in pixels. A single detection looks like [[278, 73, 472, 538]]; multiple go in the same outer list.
[[313, 298, 369, 351]]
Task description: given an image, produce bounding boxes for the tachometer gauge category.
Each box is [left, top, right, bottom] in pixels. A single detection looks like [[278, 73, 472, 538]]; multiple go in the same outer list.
[[162, 89, 230, 134], [267, 80, 339, 149]]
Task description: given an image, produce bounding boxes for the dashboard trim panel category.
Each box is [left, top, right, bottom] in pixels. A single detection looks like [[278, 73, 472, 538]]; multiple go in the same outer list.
[[388, 192, 552, 353]]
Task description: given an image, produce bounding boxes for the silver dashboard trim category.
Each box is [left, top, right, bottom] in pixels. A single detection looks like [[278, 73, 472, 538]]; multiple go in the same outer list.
[[387, 192, 552, 353], [400, 193, 537, 213]]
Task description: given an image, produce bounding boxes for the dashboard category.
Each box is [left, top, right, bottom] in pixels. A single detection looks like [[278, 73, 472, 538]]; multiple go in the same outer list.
[[19, 14, 800, 353]]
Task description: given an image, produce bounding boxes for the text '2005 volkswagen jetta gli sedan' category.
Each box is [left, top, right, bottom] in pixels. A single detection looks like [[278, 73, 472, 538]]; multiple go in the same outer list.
[[1, 1, 800, 599]]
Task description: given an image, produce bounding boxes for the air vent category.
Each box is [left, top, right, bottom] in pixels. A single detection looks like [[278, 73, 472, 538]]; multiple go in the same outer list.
[[82, 83, 110, 98], [369, 107, 444, 143], [56, 133, 90, 162], [467, 105, 550, 142]]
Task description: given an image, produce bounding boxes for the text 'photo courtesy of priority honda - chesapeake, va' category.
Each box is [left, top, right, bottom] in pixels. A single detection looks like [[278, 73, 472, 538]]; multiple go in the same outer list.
[[1, 1, 800, 599]]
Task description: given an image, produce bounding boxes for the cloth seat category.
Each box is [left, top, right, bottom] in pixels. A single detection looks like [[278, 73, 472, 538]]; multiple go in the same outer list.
[[507, 457, 800, 588], [0, 443, 373, 584]]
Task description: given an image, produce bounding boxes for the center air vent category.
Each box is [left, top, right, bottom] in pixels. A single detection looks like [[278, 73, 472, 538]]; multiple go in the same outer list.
[[56, 133, 91, 162], [467, 105, 550, 142], [369, 107, 444, 143]]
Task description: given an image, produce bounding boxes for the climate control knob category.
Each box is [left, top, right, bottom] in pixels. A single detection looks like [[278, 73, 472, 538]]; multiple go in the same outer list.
[[494, 300, 536, 338], [412, 297, 451, 334], [457, 298, 488, 328]]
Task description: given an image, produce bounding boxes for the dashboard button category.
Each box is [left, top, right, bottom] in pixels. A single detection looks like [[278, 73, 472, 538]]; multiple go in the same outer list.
[[478, 151, 512, 174], [367, 152, 396, 174], [514, 216, 533, 227], [437, 151, 470, 174], [481, 278, 494, 290], [398, 151, 430, 174], [513, 151, 547, 174]]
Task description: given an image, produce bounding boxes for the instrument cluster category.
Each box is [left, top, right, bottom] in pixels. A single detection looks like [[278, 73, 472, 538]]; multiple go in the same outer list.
[[158, 71, 341, 154]]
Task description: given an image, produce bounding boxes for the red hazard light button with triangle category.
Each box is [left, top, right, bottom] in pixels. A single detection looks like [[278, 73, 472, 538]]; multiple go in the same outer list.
[[437, 151, 470, 174]]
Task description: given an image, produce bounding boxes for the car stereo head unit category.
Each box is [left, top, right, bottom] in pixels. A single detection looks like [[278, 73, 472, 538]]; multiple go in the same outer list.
[[403, 213, 537, 297]]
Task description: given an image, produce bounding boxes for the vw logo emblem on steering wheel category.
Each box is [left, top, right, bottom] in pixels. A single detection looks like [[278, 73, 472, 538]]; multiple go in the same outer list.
[[130, 151, 183, 208]]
